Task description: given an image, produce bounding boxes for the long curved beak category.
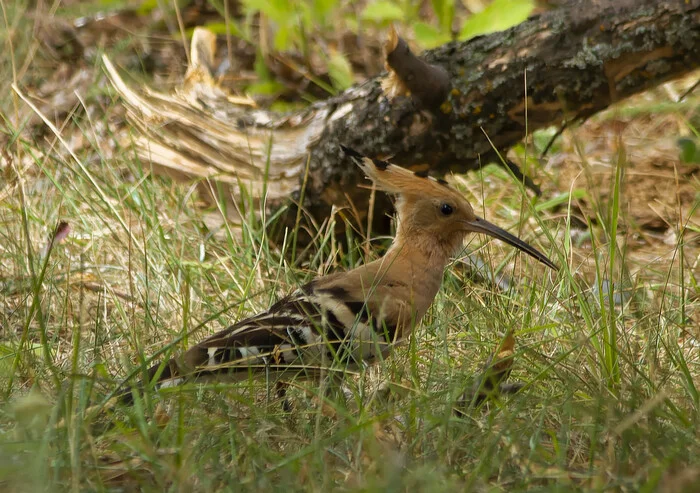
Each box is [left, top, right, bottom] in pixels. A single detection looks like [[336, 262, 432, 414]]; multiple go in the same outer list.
[[464, 217, 558, 271]]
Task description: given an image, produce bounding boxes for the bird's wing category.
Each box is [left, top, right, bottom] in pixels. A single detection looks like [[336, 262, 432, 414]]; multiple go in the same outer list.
[[133, 274, 413, 395]]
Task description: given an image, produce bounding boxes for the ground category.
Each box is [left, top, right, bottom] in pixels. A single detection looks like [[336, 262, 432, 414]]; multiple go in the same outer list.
[[1, 2, 699, 491]]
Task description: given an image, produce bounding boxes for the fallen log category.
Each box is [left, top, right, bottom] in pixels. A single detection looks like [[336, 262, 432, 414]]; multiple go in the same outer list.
[[103, 0, 700, 240]]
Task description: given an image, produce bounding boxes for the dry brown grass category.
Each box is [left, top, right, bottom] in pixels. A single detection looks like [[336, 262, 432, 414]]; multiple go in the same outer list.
[[1, 2, 699, 491]]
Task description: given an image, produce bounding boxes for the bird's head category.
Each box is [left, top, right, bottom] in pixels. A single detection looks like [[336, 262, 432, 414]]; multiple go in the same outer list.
[[341, 145, 557, 270]]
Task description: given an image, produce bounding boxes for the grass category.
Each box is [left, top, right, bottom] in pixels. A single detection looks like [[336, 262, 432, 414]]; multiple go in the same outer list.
[[1, 1, 699, 491]]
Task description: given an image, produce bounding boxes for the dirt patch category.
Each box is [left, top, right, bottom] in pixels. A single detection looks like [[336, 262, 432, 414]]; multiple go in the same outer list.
[[535, 82, 700, 274], [551, 105, 698, 233], [524, 83, 699, 334]]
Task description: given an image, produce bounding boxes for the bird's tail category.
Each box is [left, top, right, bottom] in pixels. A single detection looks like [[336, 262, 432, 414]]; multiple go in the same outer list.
[[115, 357, 184, 405]]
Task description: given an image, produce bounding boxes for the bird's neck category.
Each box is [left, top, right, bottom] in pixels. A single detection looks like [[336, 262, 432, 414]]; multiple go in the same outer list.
[[387, 227, 457, 270], [381, 232, 454, 317]]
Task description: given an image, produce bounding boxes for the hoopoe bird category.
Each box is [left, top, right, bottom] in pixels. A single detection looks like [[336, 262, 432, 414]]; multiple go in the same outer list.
[[119, 146, 557, 404]]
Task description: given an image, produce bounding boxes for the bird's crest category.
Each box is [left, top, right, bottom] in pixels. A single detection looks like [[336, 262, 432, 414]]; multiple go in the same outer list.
[[341, 145, 459, 200]]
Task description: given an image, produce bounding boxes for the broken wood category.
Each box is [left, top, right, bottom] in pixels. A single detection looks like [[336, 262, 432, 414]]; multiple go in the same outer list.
[[103, 0, 700, 240]]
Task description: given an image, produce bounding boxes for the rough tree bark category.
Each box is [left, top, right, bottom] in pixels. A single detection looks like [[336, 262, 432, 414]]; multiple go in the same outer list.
[[104, 0, 700, 239]]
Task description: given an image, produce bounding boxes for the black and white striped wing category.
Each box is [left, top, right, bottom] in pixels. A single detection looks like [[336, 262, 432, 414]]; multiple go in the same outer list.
[[140, 281, 399, 392]]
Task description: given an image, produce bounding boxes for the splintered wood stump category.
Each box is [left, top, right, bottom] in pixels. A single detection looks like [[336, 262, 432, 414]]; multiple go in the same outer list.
[[104, 0, 700, 241]]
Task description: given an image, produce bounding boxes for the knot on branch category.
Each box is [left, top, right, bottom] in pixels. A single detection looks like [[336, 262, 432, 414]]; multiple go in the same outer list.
[[381, 26, 451, 110]]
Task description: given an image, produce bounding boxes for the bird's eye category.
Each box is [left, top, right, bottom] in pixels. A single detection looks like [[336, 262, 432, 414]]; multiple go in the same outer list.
[[440, 203, 454, 216]]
